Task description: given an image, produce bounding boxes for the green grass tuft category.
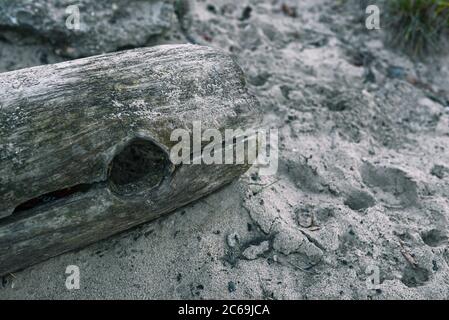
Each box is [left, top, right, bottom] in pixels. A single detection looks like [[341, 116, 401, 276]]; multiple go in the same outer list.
[[385, 0, 449, 57]]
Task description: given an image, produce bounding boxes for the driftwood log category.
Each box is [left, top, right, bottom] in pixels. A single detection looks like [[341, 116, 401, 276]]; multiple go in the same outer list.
[[0, 44, 259, 275]]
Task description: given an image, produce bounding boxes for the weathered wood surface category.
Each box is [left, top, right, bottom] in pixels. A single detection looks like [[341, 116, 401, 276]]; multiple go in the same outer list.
[[0, 44, 259, 275]]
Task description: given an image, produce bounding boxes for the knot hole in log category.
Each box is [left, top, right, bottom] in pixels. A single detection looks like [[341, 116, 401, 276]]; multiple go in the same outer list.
[[108, 138, 171, 196]]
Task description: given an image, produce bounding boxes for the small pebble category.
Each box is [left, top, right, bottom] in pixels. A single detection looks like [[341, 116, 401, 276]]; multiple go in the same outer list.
[[227, 232, 239, 248], [242, 241, 270, 260]]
